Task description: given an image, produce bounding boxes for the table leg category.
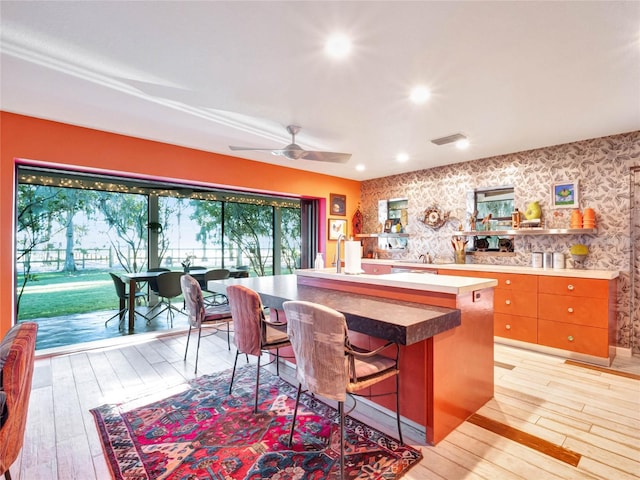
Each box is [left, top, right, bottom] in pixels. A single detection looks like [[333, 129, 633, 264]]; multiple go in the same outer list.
[[128, 278, 136, 332]]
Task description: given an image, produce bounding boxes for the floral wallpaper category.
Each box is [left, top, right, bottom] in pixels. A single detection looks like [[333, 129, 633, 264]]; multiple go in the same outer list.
[[360, 131, 640, 353]]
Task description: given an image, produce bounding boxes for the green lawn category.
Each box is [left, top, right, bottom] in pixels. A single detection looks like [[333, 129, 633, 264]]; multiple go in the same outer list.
[[17, 269, 127, 320]]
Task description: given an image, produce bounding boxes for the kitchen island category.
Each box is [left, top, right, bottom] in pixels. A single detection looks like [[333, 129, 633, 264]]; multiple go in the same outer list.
[[209, 270, 497, 445]]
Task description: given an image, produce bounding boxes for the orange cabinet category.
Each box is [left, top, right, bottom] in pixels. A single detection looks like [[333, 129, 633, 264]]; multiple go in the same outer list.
[[538, 276, 609, 299], [538, 293, 608, 328], [438, 268, 617, 363], [538, 319, 609, 357], [494, 312, 537, 343]]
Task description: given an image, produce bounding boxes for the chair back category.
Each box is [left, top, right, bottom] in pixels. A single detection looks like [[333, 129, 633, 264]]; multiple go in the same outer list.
[[147, 268, 170, 293], [204, 269, 230, 281], [109, 273, 127, 300], [0, 322, 38, 476], [226, 285, 264, 357], [283, 300, 348, 402], [199, 268, 229, 289], [181, 274, 205, 327], [155, 271, 184, 298]]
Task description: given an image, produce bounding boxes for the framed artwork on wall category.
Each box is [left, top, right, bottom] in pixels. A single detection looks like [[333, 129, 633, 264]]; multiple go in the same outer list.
[[328, 218, 347, 240], [329, 193, 346, 216], [551, 181, 579, 209]]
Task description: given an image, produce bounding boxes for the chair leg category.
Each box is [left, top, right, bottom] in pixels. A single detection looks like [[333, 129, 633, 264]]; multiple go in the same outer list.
[[254, 354, 262, 413], [229, 350, 240, 394], [396, 373, 403, 444], [4, 467, 12, 480], [184, 324, 193, 361], [339, 400, 345, 480], [288, 383, 303, 447], [194, 326, 203, 374], [105, 306, 127, 327], [226, 322, 231, 350]]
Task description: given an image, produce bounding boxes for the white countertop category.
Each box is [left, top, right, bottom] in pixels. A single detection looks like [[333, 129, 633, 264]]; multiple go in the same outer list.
[[296, 268, 497, 295], [361, 259, 619, 280]]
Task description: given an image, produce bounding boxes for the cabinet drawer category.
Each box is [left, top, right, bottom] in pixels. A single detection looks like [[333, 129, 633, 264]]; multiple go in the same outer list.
[[494, 289, 538, 317], [492, 273, 538, 291], [538, 276, 608, 299], [538, 293, 608, 328], [538, 319, 609, 357], [494, 313, 537, 343], [361, 264, 392, 275]]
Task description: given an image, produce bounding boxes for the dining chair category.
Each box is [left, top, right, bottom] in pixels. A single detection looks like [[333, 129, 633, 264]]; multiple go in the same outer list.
[[226, 284, 291, 413], [202, 268, 230, 306], [181, 274, 233, 373], [147, 271, 184, 327], [282, 300, 403, 479], [146, 267, 170, 297], [106, 273, 149, 329]]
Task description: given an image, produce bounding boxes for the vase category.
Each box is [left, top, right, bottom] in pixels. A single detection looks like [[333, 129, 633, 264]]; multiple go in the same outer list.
[[454, 250, 466, 264]]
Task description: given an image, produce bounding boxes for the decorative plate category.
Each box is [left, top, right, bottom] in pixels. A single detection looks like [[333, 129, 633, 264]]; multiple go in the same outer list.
[[422, 207, 449, 229]]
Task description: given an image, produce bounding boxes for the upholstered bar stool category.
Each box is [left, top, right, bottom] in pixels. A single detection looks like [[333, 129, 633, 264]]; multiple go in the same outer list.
[[226, 284, 291, 413], [283, 300, 403, 479]]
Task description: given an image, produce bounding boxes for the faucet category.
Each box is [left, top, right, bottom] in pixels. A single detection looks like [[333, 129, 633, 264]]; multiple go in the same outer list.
[[419, 253, 432, 264], [336, 234, 346, 273]]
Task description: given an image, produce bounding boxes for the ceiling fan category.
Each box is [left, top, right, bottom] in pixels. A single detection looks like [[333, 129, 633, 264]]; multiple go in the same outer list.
[[229, 125, 351, 163]]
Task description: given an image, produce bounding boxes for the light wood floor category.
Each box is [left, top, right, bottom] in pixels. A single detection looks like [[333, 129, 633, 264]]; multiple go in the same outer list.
[[11, 323, 640, 480]]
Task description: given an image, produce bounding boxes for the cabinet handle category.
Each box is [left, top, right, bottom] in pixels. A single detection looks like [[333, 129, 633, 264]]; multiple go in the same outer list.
[[505, 299, 511, 305], [568, 307, 574, 313], [505, 279, 511, 285], [568, 335, 574, 342], [567, 284, 575, 291], [505, 324, 511, 330]]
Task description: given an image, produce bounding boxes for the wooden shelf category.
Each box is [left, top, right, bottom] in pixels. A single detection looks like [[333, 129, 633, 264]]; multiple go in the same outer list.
[[459, 228, 597, 236], [356, 233, 410, 238]]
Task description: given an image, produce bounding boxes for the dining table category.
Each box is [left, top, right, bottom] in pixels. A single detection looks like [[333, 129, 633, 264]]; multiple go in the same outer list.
[[116, 267, 247, 331]]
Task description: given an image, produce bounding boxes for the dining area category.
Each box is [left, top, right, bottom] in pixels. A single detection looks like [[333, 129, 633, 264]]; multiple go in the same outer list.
[[111, 266, 250, 332]]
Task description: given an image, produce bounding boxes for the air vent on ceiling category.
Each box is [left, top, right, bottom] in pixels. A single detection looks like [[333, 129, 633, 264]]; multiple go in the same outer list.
[[431, 133, 467, 146]]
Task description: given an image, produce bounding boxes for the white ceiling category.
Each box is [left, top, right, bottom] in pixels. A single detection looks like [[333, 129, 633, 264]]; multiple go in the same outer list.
[[1, 1, 639, 181]]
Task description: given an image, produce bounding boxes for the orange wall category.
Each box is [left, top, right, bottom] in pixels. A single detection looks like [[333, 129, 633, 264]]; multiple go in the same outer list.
[[0, 112, 361, 335]]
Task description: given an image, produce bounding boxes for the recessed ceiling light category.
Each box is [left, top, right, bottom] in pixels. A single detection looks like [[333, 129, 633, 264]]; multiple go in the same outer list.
[[355, 164, 366, 171], [325, 34, 352, 59], [409, 85, 431, 104], [456, 138, 470, 150], [396, 153, 409, 163]]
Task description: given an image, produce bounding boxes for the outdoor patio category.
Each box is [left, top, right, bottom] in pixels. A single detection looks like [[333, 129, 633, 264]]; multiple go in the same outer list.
[[28, 305, 193, 354]]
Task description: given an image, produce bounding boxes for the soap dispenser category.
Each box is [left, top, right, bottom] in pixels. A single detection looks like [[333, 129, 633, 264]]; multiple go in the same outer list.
[[314, 253, 324, 270]]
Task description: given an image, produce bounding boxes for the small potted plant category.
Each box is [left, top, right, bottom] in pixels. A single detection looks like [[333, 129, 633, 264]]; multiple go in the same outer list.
[[569, 244, 588, 268]]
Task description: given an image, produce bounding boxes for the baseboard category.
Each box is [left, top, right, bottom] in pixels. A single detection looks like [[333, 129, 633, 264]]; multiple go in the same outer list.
[[615, 346, 634, 357]]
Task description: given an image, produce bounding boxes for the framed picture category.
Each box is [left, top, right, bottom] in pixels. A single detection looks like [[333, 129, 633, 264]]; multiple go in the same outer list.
[[328, 218, 347, 240], [383, 219, 393, 233], [329, 193, 346, 216], [551, 181, 579, 209]]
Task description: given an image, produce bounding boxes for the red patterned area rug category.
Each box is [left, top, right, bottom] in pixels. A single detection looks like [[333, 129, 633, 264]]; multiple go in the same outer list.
[[90, 366, 422, 479]]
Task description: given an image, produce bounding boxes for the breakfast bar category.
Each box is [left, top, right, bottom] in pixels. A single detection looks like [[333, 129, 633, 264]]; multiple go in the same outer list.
[[209, 270, 497, 444]]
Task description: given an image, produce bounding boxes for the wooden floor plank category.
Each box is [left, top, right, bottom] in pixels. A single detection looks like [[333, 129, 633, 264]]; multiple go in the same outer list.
[[15, 333, 640, 480], [565, 359, 640, 380], [467, 414, 581, 467]]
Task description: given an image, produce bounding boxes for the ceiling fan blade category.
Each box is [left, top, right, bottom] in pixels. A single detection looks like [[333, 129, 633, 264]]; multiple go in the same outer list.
[[229, 146, 276, 152], [229, 125, 352, 164], [299, 151, 352, 163]]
